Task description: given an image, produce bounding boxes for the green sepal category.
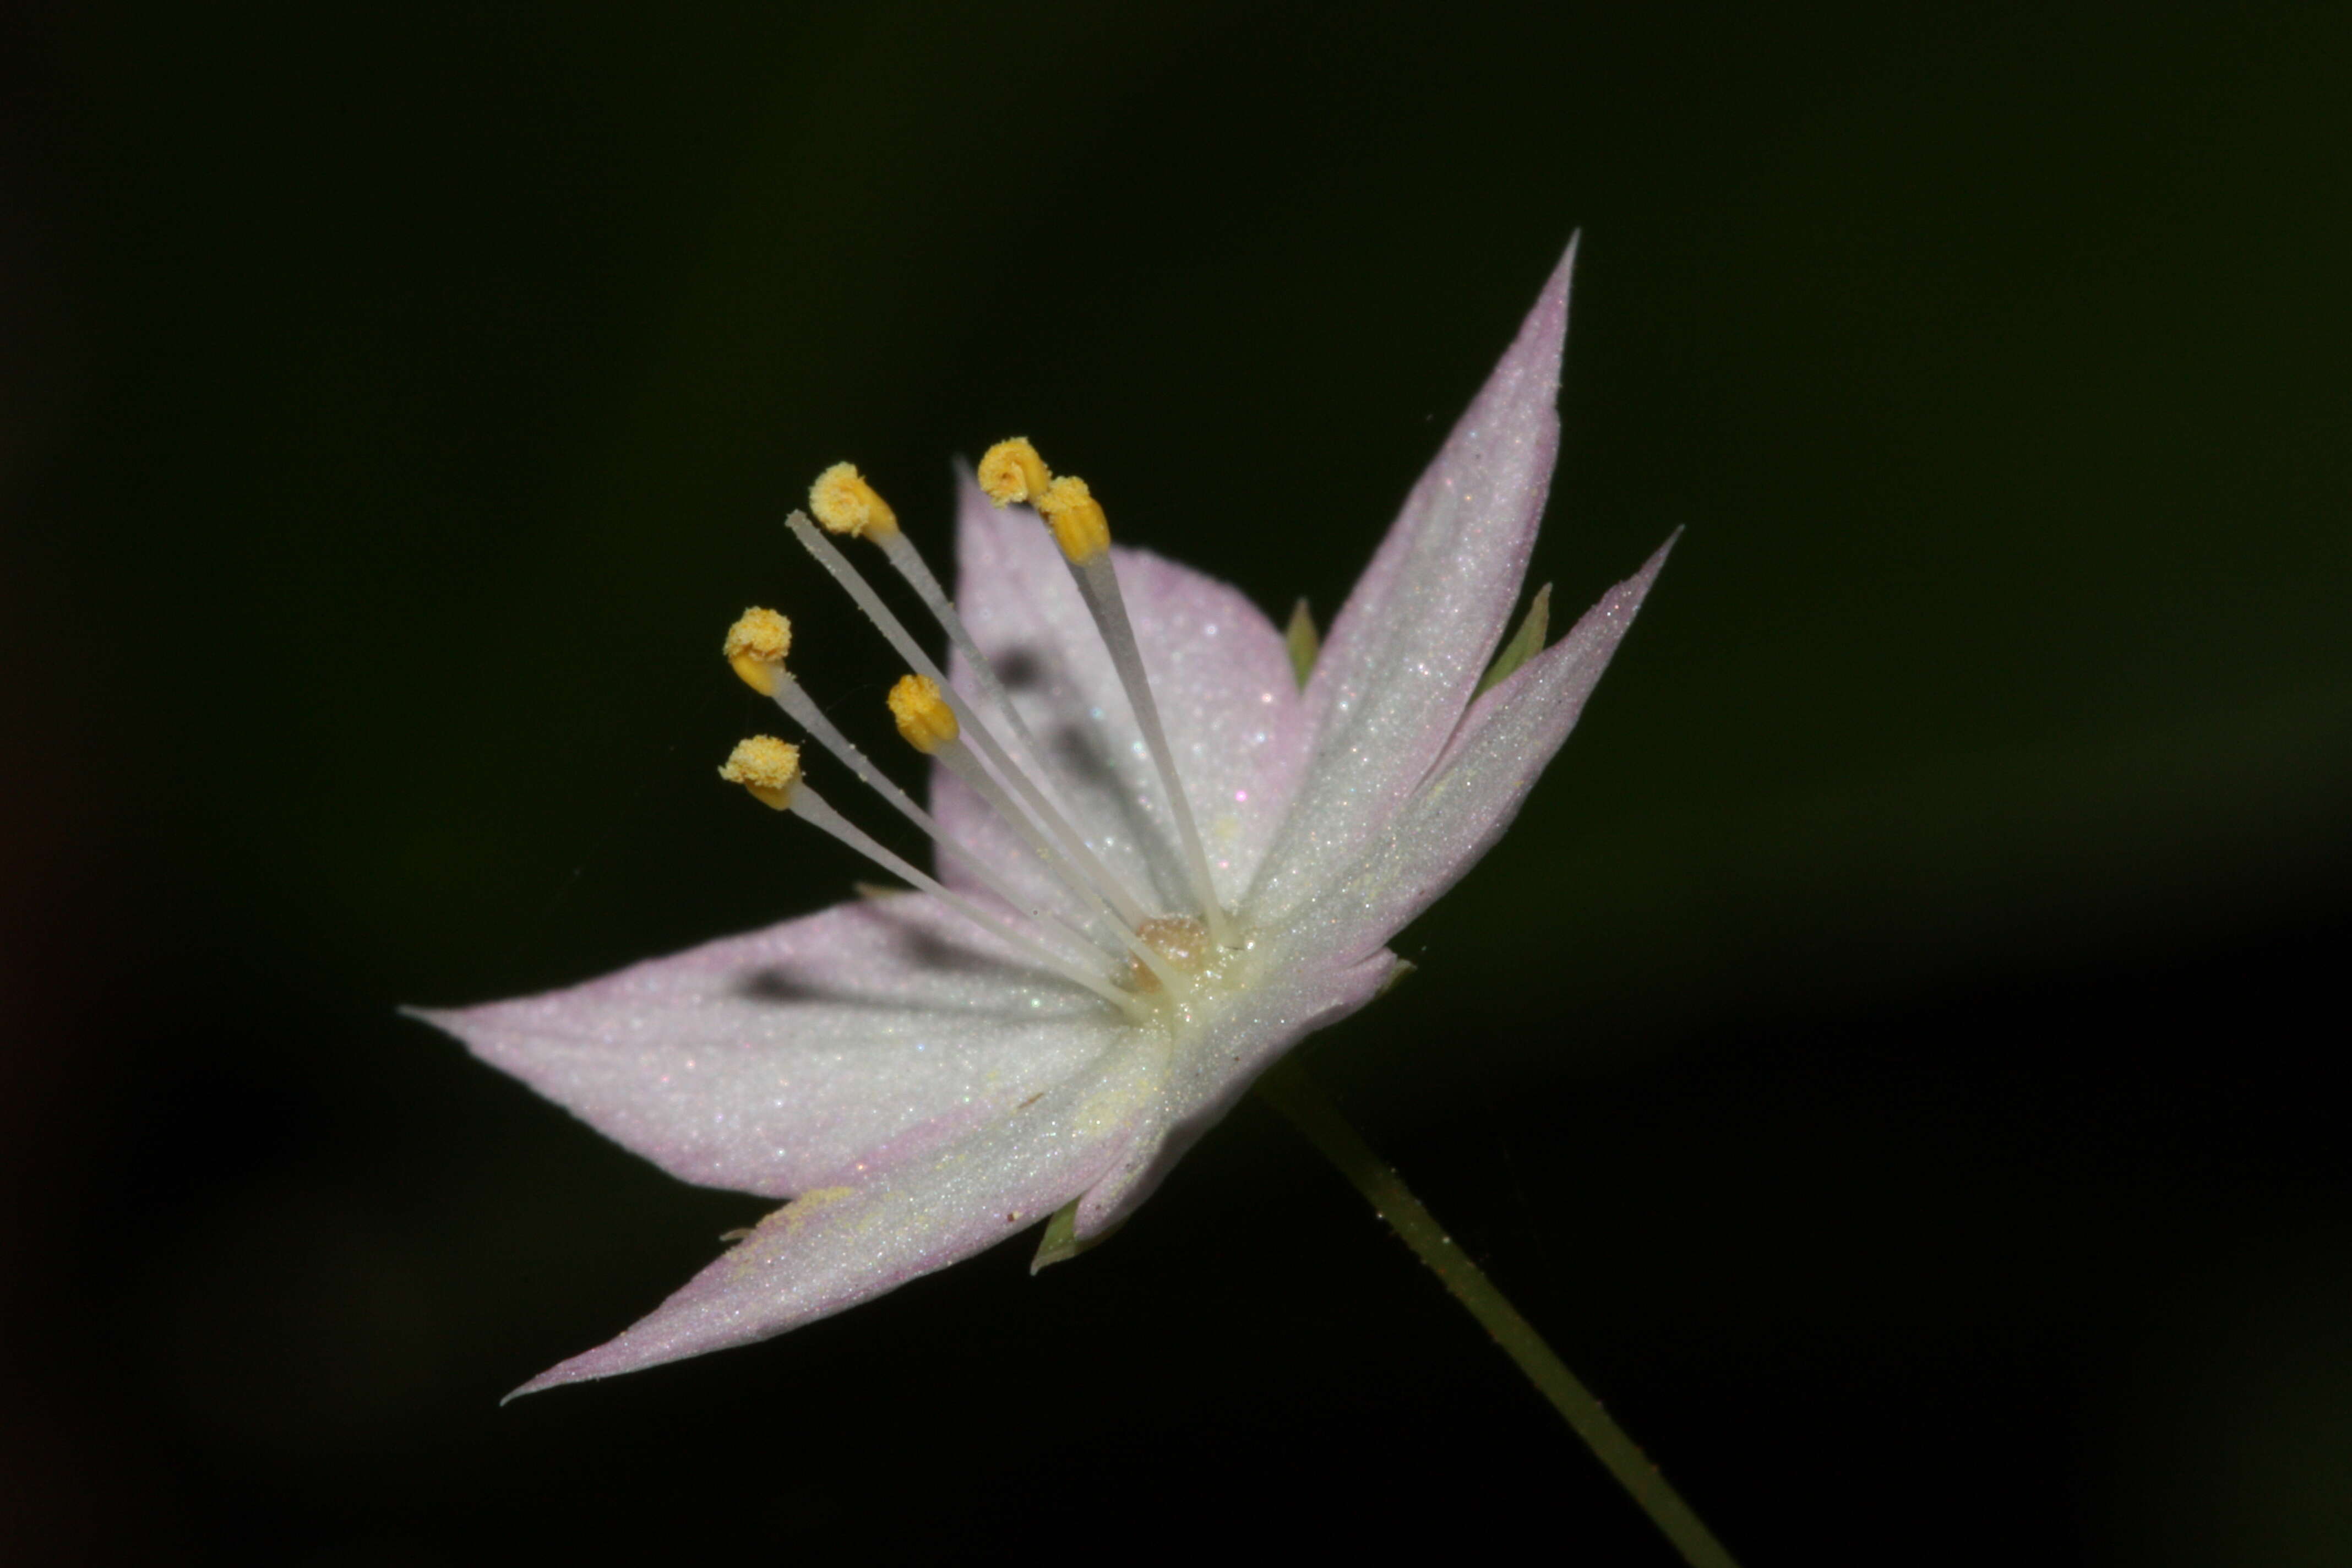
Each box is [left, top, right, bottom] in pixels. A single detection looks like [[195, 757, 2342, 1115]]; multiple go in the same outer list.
[[1373, 957, 1418, 998], [1284, 598, 1320, 689], [1474, 582, 1552, 697], [1031, 1197, 1123, 1273]]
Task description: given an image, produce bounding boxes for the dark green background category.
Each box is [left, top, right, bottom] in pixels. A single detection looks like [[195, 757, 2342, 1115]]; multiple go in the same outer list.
[[3, 3, 2346, 1562]]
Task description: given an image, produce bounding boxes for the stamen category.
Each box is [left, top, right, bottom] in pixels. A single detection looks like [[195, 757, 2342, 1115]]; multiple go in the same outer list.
[[1036, 476, 1110, 564], [717, 734, 802, 811], [720, 737, 1143, 1020], [808, 462, 900, 540], [803, 466, 1090, 857], [785, 510, 1156, 929], [885, 671, 961, 754], [1021, 453, 1235, 947], [976, 437, 1052, 507], [889, 676, 1188, 997], [721, 606, 791, 695], [722, 610, 1118, 966], [790, 790, 1144, 1019], [870, 525, 1069, 796]]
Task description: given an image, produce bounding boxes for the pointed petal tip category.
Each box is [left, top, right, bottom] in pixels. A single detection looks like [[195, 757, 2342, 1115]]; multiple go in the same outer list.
[[499, 1371, 558, 1406], [1596, 530, 1681, 629], [400, 997, 518, 1056], [1521, 231, 1582, 342], [1580, 531, 1693, 649], [1473, 237, 1583, 406], [502, 1348, 616, 1404], [399, 1001, 465, 1036], [1636, 526, 1683, 581]]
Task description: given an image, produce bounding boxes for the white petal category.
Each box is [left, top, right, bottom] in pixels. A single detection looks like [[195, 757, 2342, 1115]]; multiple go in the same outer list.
[[1278, 536, 1672, 966], [938, 472, 1311, 913], [509, 1032, 1169, 1394], [417, 894, 1126, 1199], [1248, 240, 1577, 924], [1070, 944, 1399, 1241]]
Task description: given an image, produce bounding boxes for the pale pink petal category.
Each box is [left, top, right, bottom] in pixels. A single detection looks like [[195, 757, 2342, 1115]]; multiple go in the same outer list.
[[1278, 535, 1673, 966], [936, 472, 1311, 913], [1247, 239, 1578, 925], [416, 894, 1125, 1200], [1068, 945, 1398, 1242], [509, 1033, 1167, 1395]]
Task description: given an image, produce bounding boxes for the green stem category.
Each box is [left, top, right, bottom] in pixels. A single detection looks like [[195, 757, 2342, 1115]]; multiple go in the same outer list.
[[1256, 1058, 1741, 1568]]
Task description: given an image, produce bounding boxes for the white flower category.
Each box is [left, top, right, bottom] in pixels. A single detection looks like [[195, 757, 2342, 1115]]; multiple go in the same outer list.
[[419, 241, 1670, 1395]]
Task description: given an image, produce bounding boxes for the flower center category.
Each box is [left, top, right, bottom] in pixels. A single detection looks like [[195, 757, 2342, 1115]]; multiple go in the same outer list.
[[1128, 915, 1213, 993], [712, 446, 1241, 1021]]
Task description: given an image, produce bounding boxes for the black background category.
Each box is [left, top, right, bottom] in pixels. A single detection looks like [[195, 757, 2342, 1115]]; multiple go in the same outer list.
[[3, 3, 2348, 1563]]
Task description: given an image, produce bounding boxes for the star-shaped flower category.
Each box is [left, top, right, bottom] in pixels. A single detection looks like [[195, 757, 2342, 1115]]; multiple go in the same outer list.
[[421, 241, 1670, 1396]]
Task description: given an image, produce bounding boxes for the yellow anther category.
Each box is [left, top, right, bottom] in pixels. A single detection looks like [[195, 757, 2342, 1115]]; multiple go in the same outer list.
[[1037, 475, 1110, 562], [718, 735, 802, 810], [721, 607, 792, 695], [977, 438, 1053, 507], [886, 673, 960, 754], [809, 461, 900, 539]]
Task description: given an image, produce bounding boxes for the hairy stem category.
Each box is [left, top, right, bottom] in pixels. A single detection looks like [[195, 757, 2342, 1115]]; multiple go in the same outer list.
[[1256, 1058, 1741, 1568]]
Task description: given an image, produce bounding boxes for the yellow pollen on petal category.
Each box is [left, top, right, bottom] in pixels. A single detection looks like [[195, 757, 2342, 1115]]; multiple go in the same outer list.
[[718, 734, 801, 810], [721, 606, 791, 695], [1037, 475, 1110, 563], [809, 461, 900, 539], [886, 673, 960, 754], [977, 437, 1053, 507]]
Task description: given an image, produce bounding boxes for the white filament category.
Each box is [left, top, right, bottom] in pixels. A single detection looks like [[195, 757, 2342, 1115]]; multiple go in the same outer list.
[[787, 782, 1143, 1019], [766, 672, 1118, 965], [876, 529, 1065, 793], [786, 511, 1154, 929], [925, 736, 1188, 995], [1067, 551, 1236, 947]]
